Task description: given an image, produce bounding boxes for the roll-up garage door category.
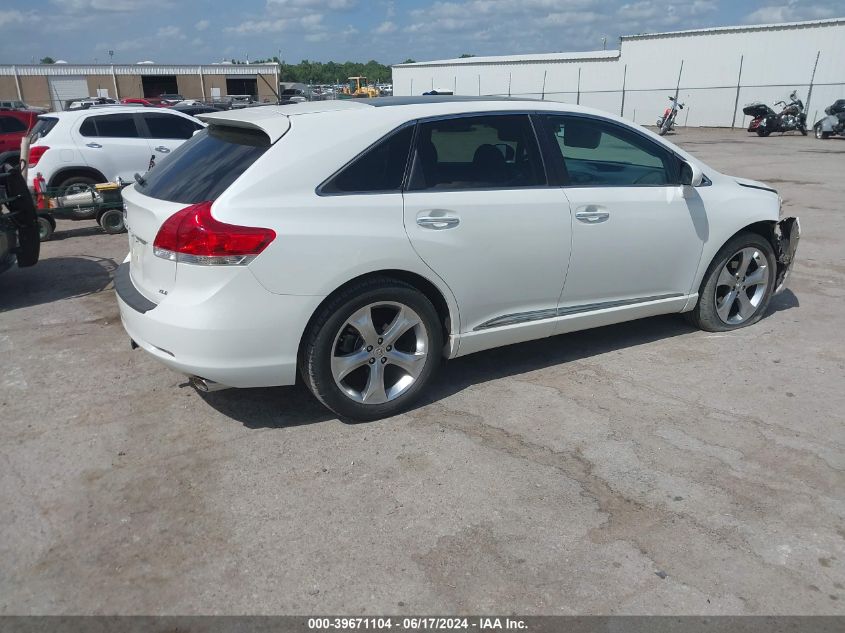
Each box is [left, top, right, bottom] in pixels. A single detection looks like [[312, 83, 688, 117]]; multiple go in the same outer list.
[[47, 76, 89, 111]]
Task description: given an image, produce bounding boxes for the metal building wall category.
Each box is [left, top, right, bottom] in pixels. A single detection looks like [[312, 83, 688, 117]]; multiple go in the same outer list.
[[392, 18, 845, 128]]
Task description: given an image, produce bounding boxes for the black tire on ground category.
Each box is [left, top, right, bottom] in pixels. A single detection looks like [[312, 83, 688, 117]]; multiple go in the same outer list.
[[299, 277, 443, 421], [37, 215, 54, 241], [756, 128, 771, 137], [799, 124, 808, 136], [98, 208, 125, 234], [685, 231, 777, 333]]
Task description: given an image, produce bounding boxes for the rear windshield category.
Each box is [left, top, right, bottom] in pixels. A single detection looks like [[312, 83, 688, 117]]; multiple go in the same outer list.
[[29, 117, 58, 141], [136, 125, 270, 203]]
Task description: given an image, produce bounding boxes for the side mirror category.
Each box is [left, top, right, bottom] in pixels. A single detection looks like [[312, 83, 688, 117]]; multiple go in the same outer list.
[[679, 160, 703, 187]]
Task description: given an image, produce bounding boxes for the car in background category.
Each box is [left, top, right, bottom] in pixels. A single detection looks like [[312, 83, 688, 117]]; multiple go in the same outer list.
[[25, 105, 204, 196], [279, 84, 311, 104], [120, 98, 166, 107], [0, 109, 39, 169], [170, 104, 224, 117], [158, 94, 184, 105], [226, 95, 257, 109], [0, 100, 47, 114], [116, 97, 799, 420], [66, 97, 118, 110]]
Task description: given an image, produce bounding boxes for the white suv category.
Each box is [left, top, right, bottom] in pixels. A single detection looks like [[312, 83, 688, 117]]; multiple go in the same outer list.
[[26, 106, 203, 195], [116, 97, 799, 420]]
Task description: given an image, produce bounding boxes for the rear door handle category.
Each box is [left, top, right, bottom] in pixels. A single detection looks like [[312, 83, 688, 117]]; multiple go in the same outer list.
[[417, 216, 460, 230], [85, 142, 102, 149], [575, 210, 610, 224], [154, 146, 171, 153]]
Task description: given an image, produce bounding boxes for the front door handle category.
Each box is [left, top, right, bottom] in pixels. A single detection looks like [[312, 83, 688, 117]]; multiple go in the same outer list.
[[417, 216, 460, 230], [85, 142, 102, 149], [154, 146, 171, 153]]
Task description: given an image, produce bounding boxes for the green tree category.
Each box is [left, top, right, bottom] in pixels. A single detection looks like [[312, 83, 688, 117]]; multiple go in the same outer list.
[[40, 56, 56, 64], [459, 53, 475, 58]]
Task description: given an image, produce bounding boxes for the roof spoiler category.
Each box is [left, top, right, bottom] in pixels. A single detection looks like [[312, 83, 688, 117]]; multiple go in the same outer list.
[[197, 108, 291, 143]]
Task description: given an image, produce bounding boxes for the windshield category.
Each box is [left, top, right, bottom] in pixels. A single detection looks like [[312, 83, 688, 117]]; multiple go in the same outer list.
[[135, 125, 270, 204]]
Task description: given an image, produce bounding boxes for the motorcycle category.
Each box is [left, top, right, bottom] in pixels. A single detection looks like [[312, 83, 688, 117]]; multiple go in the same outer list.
[[656, 96, 684, 135], [813, 98, 845, 139], [743, 90, 807, 137]]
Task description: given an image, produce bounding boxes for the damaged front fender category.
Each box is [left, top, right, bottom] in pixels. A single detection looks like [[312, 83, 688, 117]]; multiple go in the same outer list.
[[771, 216, 800, 294]]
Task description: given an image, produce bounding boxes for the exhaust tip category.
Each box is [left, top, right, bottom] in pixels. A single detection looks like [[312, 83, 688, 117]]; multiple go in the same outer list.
[[189, 376, 230, 393]]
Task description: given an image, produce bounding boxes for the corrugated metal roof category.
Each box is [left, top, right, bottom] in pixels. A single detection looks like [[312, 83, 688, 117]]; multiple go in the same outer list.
[[393, 50, 620, 68], [0, 64, 279, 77], [393, 17, 845, 68], [620, 16, 845, 40]]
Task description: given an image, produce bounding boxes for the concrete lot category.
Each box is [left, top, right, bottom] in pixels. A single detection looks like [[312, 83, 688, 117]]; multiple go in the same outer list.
[[1, 128, 843, 615]]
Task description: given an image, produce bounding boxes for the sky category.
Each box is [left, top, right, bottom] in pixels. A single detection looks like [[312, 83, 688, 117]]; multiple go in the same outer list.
[[0, 0, 843, 65]]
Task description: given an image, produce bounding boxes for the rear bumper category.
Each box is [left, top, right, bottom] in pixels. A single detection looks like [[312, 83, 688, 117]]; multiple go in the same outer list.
[[115, 261, 324, 388]]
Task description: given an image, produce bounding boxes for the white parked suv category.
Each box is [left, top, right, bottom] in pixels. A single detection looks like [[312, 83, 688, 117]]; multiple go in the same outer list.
[[26, 105, 204, 195], [116, 97, 799, 420]]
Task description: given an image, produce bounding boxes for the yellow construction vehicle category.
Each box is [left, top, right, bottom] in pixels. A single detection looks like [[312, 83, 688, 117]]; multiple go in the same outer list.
[[340, 77, 380, 98]]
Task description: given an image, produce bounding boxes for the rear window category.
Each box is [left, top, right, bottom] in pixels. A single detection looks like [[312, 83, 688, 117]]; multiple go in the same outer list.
[[136, 125, 270, 203], [29, 117, 58, 141], [80, 113, 140, 138]]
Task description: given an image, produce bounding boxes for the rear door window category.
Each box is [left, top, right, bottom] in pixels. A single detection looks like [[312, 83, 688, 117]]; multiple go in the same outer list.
[[407, 114, 546, 191], [141, 113, 202, 140], [320, 125, 414, 194], [135, 125, 270, 203], [79, 113, 140, 138]]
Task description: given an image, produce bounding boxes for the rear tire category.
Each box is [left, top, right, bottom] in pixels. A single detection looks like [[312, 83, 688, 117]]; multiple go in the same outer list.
[[756, 128, 771, 137], [300, 277, 443, 421], [98, 208, 125, 234], [685, 232, 776, 332]]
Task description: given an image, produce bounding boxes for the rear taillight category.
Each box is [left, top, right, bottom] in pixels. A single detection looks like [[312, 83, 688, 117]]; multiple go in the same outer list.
[[28, 145, 49, 167], [153, 201, 276, 266]]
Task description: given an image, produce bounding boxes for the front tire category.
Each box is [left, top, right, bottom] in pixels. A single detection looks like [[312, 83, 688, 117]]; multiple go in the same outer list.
[[756, 128, 771, 137], [686, 232, 776, 332], [300, 278, 443, 420], [37, 215, 55, 241]]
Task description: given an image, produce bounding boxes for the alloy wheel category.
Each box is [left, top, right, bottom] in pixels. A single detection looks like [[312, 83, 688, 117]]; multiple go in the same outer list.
[[714, 247, 770, 325], [330, 302, 429, 404]]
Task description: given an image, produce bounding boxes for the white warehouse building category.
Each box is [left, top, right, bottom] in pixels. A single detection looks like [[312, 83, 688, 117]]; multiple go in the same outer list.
[[392, 18, 845, 128]]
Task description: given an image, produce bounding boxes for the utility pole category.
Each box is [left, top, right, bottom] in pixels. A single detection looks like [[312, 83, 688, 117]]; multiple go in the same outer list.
[[730, 54, 744, 129], [806, 50, 821, 117]]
